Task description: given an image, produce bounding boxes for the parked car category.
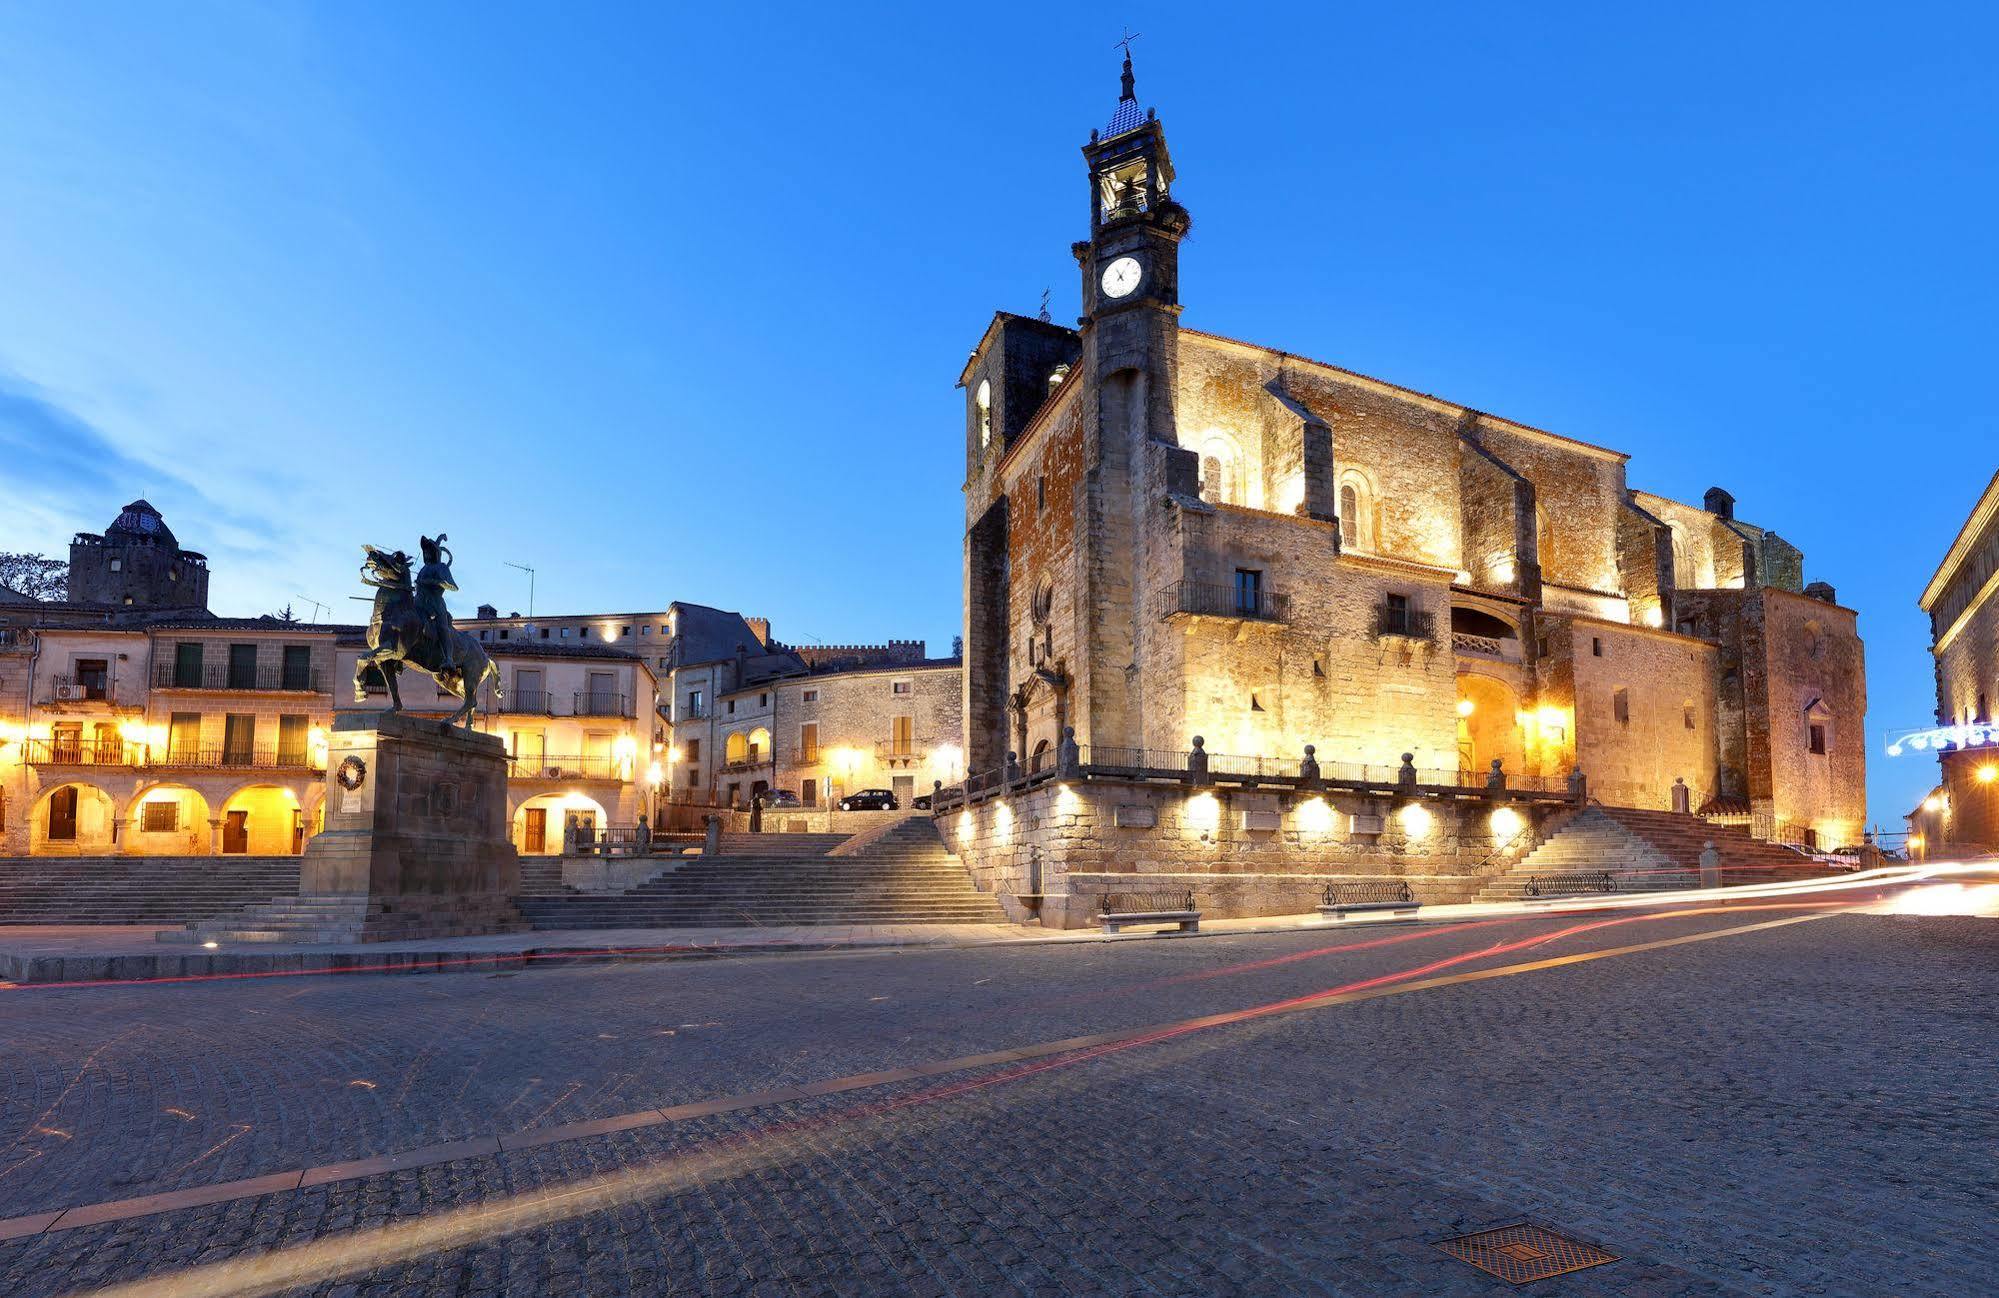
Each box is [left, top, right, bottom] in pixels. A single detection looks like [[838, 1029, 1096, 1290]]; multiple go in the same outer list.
[[838, 788, 899, 811], [912, 792, 933, 810], [758, 789, 802, 808]]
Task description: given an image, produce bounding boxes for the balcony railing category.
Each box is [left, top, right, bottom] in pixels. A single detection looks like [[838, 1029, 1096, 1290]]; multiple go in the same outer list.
[[43, 674, 112, 703], [929, 742, 1574, 813], [491, 689, 556, 716], [1451, 631, 1514, 660], [875, 738, 930, 761], [21, 739, 135, 767], [141, 748, 320, 771], [508, 754, 631, 781], [153, 664, 326, 692], [1376, 605, 1435, 640], [572, 692, 631, 718], [678, 703, 709, 721], [719, 751, 772, 774], [1159, 580, 1289, 623]]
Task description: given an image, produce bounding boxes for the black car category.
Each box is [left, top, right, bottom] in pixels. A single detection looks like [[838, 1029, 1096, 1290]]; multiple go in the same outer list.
[[838, 788, 899, 811]]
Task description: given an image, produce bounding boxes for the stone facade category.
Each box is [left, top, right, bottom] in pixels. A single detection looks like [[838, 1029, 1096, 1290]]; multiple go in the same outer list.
[[946, 63, 1870, 917], [947, 776, 1557, 928], [1911, 471, 1999, 852]]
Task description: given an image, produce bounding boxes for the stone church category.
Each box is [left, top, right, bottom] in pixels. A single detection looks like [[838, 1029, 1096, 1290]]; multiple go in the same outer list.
[[949, 58, 1866, 920]]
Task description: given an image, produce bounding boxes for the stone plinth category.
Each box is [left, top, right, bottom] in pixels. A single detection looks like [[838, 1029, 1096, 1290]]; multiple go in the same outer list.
[[172, 712, 524, 943]]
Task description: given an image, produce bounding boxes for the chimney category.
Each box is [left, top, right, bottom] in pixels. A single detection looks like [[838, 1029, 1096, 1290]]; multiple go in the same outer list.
[[1703, 486, 1735, 519], [475, 603, 497, 620], [1803, 581, 1837, 604]]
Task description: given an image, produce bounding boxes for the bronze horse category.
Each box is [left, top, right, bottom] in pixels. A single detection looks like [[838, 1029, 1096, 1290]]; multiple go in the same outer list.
[[354, 541, 500, 729]]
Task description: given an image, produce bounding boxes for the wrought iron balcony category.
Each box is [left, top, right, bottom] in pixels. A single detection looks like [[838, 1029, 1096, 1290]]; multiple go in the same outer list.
[[719, 751, 772, 774], [490, 689, 556, 716], [508, 754, 630, 781], [875, 738, 930, 761], [1376, 604, 1435, 640], [42, 673, 112, 703], [152, 664, 326, 692], [139, 747, 321, 771], [1159, 580, 1289, 623], [572, 692, 631, 718], [20, 739, 137, 767]]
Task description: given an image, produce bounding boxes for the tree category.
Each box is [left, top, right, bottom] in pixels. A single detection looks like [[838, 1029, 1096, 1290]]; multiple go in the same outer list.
[[0, 553, 67, 601], [269, 603, 298, 623]]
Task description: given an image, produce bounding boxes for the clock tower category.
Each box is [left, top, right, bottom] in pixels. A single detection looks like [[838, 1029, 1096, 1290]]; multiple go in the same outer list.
[[1070, 49, 1194, 752]]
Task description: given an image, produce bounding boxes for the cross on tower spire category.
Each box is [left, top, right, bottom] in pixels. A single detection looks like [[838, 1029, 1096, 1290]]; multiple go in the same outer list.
[[1115, 28, 1140, 100]]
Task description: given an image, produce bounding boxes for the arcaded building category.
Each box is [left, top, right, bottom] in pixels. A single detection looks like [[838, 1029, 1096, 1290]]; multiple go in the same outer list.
[[956, 59, 1867, 879]]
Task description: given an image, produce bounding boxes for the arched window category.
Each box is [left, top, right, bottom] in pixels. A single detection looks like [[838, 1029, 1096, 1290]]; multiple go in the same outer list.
[[975, 380, 992, 449], [1198, 435, 1242, 506], [747, 727, 771, 760], [1337, 469, 1375, 553], [1670, 524, 1692, 588], [724, 732, 749, 764]]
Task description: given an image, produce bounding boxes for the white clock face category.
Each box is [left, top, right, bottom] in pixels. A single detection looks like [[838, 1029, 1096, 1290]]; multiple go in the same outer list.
[[1100, 256, 1143, 299]]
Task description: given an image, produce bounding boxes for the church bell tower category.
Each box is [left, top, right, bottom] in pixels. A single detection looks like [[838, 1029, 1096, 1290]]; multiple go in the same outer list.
[[1070, 46, 1193, 753]]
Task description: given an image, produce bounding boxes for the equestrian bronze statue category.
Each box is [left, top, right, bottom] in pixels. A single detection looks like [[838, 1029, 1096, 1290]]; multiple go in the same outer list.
[[354, 534, 501, 729]]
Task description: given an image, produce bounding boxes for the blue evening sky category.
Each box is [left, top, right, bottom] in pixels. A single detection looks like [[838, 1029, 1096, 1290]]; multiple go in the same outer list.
[[1, 3, 1992, 826]]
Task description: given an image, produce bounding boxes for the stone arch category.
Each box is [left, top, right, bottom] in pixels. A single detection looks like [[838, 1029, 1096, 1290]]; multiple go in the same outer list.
[[29, 781, 119, 855], [1337, 467, 1378, 553], [218, 783, 305, 855], [746, 727, 771, 760], [118, 782, 213, 856], [1198, 433, 1244, 507], [724, 731, 750, 764], [974, 379, 992, 449], [512, 791, 612, 855], [1454, 673, 1526, 781]]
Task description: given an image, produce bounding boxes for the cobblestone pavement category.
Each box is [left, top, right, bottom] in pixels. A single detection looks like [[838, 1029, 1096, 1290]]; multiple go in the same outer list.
[[1, 903, 1995, 1296]]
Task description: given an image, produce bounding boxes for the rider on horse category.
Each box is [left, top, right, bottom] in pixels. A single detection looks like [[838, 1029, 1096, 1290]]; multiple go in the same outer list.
[[415, 534, 460, 675]]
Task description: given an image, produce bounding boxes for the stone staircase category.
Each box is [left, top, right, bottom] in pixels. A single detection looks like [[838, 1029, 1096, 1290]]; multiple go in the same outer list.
[[1478, 806, 1835, 901], [0, 855, 303, 925], [514, 820, 1008, 928]]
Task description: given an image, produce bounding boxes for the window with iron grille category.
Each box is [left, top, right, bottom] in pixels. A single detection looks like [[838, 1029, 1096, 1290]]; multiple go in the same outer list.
[[142, 800, 178, 833]]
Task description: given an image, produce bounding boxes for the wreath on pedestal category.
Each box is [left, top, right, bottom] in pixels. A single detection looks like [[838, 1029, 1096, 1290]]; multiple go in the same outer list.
[[336, 755, 368, 791]]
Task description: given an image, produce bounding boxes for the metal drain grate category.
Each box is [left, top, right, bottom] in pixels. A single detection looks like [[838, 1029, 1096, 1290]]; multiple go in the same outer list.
[[1434, 1221, 1619, 1285]]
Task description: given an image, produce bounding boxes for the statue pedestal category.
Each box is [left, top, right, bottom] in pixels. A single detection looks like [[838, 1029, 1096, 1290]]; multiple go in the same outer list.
[[174, 712, 525, 944]]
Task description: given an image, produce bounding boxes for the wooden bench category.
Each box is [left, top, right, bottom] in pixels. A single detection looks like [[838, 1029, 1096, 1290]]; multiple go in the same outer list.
[[1097, 889, 1200, 935], [1318, 880, 1419, 920], [1523, 870, 1616, 898]]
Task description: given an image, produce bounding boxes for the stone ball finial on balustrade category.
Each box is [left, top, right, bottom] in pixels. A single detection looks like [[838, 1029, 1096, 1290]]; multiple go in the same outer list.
[[1486, 758, 1506, 792], [1058, 725, 1081, 775], [1299, 743, 1321, 789], [1004, 749, 1022, 783], [1397, 752, 1418, 791], [1187, 735, 1210, 785], [1567, 766, 1588, 804], [1671, 776, 1691, 815]]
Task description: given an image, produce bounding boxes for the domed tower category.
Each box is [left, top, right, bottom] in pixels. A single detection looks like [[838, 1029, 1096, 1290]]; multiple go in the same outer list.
[[66, 499, 210, 610]]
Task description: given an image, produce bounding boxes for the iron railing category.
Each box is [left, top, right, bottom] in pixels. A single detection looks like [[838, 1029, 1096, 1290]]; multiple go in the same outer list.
[[1159, 580, 1289, 622], [572, 692, 631, 717], [43, 673, 111, 702], [153, 664, 326, 692], [140, 748, 320, 771], [875, 737, 930, 760], [508, 754, 631, 780], [1376, 605, 1435, 639], [927, 742, 1578, 813], [490, 689, 556, 716], [20, 739, 134, 767]]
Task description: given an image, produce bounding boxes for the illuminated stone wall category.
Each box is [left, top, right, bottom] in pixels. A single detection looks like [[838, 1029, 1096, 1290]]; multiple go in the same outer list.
[[946, 777, 1558, 927], [1546, 617, 1721, 811], [770, 663, 963, 807]]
